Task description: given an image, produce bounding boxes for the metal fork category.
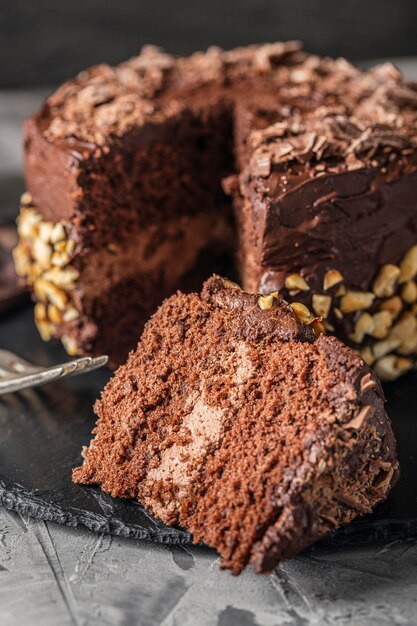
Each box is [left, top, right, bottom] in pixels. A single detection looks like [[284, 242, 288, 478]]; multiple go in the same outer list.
[[0, 349, 108, 395]]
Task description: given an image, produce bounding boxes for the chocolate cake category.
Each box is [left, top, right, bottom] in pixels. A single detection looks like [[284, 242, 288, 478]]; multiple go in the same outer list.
[[73, 276, 399, 574], [14, 42, 417, 377]]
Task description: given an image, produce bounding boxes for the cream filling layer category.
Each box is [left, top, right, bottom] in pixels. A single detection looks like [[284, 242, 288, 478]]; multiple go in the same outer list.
[[79, 212, 232, 300]]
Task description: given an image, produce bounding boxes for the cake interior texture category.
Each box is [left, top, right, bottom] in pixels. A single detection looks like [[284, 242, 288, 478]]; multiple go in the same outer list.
[[73, 277, 399, 574], [70, 105, 235, 365], [14, 41, 417, 376], [22, 96, 237, 365]]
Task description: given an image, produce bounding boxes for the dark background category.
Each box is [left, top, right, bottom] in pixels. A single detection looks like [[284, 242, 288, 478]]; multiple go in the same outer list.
[[1, 0, 417, 88]]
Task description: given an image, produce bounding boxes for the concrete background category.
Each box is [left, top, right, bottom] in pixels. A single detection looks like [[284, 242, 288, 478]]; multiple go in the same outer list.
[[2, 507, 417, 626]]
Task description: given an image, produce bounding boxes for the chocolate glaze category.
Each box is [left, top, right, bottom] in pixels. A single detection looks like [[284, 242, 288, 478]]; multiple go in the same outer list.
[[202, 275, 315, 343], [257, 165, 417, 289]]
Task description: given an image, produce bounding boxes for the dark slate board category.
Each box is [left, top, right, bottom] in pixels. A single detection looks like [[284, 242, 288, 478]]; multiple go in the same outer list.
[[1, 304, 417, 546]]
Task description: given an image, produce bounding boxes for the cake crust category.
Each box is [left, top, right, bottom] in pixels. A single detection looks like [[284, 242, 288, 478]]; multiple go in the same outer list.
[[73, 276, 399, 574]]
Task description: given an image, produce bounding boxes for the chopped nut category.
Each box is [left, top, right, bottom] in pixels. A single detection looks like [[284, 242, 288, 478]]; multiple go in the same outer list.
[[374, 355, 402, 381], [375, 354, 414, 380], [32, 238, 52, 270], [51, 251, 71, 267], [258, 292, 279, 311], [38, 222, 53, 243], [258, 294, 275, 310], [290, 302, 312, 323], [34, 302, 47, 322], [312, 294, 331, 318], [17, 208, 41, 239], [390, 313, 417, 346], [402, 281, 417, 304], [369, 310, 393, 339], [61, 335, 78, 356], [285, 273, 310, 292], [372, 264, 401, 298], [46, 285, 68, 310], [42, 267, 79, 289], [373, 337, 401, 360], [397, 331, 417, 356], [336, 285, 347, 297], [323, 269, 343, 291], [28, 264, 42, 285], [63, 307, 80, 322], [20, 191, 33, 205], [340, 291, 375, 314], [222, 278, 241, 290], [360, 347, 375, 366], [380, 296, 403, 318], [252, 151, 271, 177], [399, 244, 417, 283], [65, 240, 75, 255], [350, 312, 374, 343], [395, 356, 414, 372], [50, 222, 66, 244], [33, 278, 46, 301], [35, 279, 68, 309], [54, 241, 67, 252], [12, 243, 31, 276], [35, 318, 54, 342], [48, 304, 63, 324]]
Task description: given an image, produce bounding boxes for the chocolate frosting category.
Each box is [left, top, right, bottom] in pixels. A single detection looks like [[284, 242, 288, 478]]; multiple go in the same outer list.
[[202, 275, 315, 343]]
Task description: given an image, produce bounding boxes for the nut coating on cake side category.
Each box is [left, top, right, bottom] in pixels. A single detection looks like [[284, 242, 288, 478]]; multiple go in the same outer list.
[[73, 276, 399, 574]]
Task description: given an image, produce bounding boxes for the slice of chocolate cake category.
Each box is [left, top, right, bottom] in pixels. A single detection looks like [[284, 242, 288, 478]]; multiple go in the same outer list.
[[73, 276, 399, 574]]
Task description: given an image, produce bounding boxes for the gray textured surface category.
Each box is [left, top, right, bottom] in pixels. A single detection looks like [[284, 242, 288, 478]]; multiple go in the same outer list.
[[2, 64, 417, 625], [2, 507, 417, 626]]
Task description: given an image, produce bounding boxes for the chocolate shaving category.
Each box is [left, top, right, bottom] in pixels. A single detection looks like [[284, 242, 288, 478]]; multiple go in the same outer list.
[[387, 82, 417, 108], [251, 151, 271, 177], [334, 492, 372, 514], [251, 109, 413, 177], [344, 405, 375, 430], [253, 41, 303, 72]]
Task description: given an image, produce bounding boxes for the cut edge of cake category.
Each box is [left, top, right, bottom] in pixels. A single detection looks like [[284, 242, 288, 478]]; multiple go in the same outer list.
[[73, 275, 399, 574]]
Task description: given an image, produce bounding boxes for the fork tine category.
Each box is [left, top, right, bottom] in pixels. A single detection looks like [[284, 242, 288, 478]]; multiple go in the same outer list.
[[0, 367, 64, 394], [56, 358, 91, 376], [30, 356, 106, 378], [0, 352, 109, 395], [67, 355, 108, 377]]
